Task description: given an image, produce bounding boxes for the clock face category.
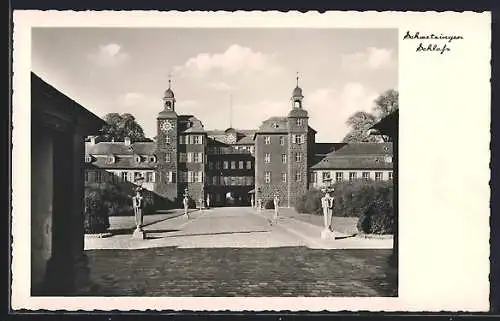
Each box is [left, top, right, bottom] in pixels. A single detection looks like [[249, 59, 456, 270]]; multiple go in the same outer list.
[[165, 101, 172, 110], [226, 134, 236, 144], [160, 120, 173, 132]]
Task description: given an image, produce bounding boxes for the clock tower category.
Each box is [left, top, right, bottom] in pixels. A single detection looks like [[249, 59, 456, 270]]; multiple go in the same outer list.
[[155, 77, 179, 202]]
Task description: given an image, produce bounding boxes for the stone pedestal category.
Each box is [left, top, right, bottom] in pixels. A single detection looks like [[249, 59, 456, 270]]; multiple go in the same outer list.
[[321, 229, 336, 241], [132, 228, 145, 239]]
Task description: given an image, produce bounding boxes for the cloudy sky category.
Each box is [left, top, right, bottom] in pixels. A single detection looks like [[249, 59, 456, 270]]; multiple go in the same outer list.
[[32, 28, 397, 142]]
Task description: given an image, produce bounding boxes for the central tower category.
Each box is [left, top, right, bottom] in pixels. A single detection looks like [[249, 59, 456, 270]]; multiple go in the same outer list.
[[155, 77, 179, 202], [287, 73, 310, 206]]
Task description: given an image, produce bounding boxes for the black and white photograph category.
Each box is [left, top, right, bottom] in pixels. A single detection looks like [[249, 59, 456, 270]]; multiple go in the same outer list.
[[12, 11, 490, 312]]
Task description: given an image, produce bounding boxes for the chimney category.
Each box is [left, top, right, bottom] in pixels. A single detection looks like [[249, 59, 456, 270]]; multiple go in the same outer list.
[[89, 136, 96, 145], [124, 137, 131, 146]]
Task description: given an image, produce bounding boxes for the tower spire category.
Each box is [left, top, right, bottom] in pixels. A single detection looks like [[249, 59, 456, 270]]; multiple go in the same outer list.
[[168, 72, 172, 89], [296, 71, 299, 87]]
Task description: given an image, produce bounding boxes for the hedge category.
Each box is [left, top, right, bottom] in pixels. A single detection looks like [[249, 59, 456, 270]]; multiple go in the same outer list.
[[84, 189, 110, 234], [294, 179, 394, 235], [85, 181, 170, 216]]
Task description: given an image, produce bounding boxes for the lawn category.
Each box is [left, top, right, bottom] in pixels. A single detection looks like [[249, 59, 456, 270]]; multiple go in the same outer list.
[[277, 208, 359, 235]]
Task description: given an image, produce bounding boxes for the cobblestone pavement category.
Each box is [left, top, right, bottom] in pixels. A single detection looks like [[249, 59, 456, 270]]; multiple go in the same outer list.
[[82, 207, 397, 297]]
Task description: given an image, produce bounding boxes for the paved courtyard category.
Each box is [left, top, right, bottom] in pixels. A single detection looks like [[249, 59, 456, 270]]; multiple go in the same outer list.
[[81, 207, 397, 297]]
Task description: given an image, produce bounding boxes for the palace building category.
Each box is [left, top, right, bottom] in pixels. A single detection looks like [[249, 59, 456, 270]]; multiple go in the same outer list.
[[85, 76, 394, 207]]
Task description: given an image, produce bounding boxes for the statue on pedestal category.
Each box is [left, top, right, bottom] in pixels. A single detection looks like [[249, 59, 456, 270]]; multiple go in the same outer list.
[[183, 195, 190, 220], [320, 189, 335, 240], [273, 193, 280, 223], [132, 188, 145, 239]]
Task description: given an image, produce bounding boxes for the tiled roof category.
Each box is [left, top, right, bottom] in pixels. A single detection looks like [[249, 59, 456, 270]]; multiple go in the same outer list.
[[332, 142, 393, 155], [234, 135, 255, 145], [257, 116, 289, 133], [310, 142, 394, 170], [310, 155, 393, 170], [313, 143, 345, 155], [86, 142, 155, 155], [88, 155, 156, 169]]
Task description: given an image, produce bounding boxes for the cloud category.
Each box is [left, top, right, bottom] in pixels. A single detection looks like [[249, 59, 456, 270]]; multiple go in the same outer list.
[[207, 81, 236, 91], [307, 82, 379, 142], [88, 43, 130, 67], [174, 44, 282, 78], [341, 47, 394, 70]]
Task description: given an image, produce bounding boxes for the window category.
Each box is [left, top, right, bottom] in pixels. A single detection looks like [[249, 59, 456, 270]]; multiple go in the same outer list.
[[165, 153, 171, 163], [295, 172, 302, 182], [264, 153, 271, 163], [295, 153, 302, 162], [188, 171, 194, 183], [223, 161, 229, 169], [322, 172, 331, 182], [216, 161, 221, 169], [134, 172, 142, 182], [296, 118, 303, 126], [179, 153, 187, 163], [134, 155, 141, 163], [212, 176, 218, 185], [85, 171, 90, 182], [198, 171, 204, 183], [246, 176, 254, 186], [281, 173, 287, 183], [362, 172, 370, 180], [149, 155, 156, 163], [375, 172, 383, 181], [223, 177, 230, 185], [106, 155, 115, 164], [310, 172, 317, 183], [293, 134, 305, 144], [250, 146, 255, 154], [265, 171, 271, 183], [179, 135, 186, 144], [388, 172, 393, 180], [349, 172, 357, 181], [194, 152, 203, 163], [279, 136, 285, 145], [145, 172, 153, 183], [246, 161, 252, 169], [281, 154, 287, 163], [169, 172, 177, 183], [96, 171, 102, 183], [335, 172, 343, 182], [385, 156, 393, 163], [121, 172, 129, 182], [264, 136, 271, 144], [239, 161, 244, 169], [231, 161, 236, 169], [193, 135, 202, 144], [179, 171, 188, 183], [187, 152, 193, 163], [165, 136, 171, 144]]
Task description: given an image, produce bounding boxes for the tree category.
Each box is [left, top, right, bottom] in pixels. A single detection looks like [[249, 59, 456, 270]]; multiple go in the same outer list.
[[342, 89, 398, 143], [96, 113, 152, 143]]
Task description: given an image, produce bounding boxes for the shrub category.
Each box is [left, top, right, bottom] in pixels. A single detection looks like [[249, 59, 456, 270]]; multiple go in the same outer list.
[[294, 188, 323, 214], [264, 199, 275, 209], [84, 189, 110, 234], [357, 197, 394, 234], [85, 180, 164, 216], [332, 179, 393, 218]]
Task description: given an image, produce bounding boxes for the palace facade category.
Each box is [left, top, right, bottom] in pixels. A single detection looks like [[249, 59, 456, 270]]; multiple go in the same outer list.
[[85, 77, 393, 207]]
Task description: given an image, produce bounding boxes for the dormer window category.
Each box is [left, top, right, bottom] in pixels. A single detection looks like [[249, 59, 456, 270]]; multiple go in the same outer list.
[[271, 122, 279, 129], [384, 156, 393, 163], [85, 155, 92, 163], [106, 155, 116, 164], [134, 155, 142, 164], [149, 155, 157, 163]]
